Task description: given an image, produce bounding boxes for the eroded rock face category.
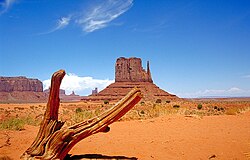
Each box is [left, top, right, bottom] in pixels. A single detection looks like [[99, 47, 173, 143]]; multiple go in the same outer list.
[[0, 76, 43, 92], [44, 89, 83, 102], [85, 57, 179, 102], [0, 76, 47, 102], [115, 57, 153, 83], [87, 82, 178, 101]]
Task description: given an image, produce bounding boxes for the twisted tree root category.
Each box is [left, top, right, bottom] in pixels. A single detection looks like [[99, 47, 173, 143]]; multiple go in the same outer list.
[[21, 70, 142, 160]]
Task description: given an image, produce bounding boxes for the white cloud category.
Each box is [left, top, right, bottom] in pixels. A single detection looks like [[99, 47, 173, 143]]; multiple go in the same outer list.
[[177, 87, 250, 98], [43, 73, 114, 96], [0, 0, 16, 15], [37, 16, 71, 35], [43, 0, 133, 34], [55, 16, 71, 30], [76, 0, 133, 32]]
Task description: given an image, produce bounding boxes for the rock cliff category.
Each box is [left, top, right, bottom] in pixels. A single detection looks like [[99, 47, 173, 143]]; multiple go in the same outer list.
[[44, 89, 83, 102], [115, 57, 153, 82], [85, 57, 179, 102], [0, 76, 43, 92], [0, 76, 46, 102]]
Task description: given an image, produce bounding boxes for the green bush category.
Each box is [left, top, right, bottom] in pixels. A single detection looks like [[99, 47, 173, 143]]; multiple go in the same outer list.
[[197, 104, 203, 110], [75, 107, 83, 113], [173, 105, 180, 108], [165, 100, 171, 103], [0, 116, 40, 131], [0, 118, 24, 130], [104, 100, 109, 104], [73, 110, 94, 123], [155, 99, 162, 103], [140, 110, 145, 114]]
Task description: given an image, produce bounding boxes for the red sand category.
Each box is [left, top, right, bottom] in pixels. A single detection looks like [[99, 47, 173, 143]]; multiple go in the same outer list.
[[1, 112, 250, 159]]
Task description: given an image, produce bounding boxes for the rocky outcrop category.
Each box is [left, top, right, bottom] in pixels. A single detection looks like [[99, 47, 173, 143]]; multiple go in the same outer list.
[[0, 76, 43, 92], [92, 88, 98, 95], [86, 82, 178, 101], [84, 57, 179, 102], [44, 89, 83, 102], [0, 76, 46, 102], [115, 57, 153, 82], [44, 89, 66, 97]]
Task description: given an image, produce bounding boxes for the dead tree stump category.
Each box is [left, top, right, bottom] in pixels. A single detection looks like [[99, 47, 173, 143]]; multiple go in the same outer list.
[[21, 70, 142, 160]]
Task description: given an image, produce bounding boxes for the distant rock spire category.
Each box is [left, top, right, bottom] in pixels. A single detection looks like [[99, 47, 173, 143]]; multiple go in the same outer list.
[[92, 87, 98, 95], [147, 61, 153, 83]]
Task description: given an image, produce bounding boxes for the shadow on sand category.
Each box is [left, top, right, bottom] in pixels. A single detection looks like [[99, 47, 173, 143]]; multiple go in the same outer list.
[[65, 154, 138, 160]]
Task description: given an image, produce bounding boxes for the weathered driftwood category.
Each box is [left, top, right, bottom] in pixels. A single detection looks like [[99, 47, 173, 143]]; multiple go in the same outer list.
[[21, 70, 142, 160]]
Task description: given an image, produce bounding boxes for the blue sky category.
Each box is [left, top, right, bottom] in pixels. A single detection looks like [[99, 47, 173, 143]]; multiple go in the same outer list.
[[0, 0, 250, 97]]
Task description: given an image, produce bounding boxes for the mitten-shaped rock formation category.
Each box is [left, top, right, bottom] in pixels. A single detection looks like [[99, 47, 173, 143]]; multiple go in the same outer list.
[[85, 57, 179, 102], [115, 57, 153, 83]]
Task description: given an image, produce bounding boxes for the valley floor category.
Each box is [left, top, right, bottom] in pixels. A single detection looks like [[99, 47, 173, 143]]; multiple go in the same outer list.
[[1, 111, 250, 160]]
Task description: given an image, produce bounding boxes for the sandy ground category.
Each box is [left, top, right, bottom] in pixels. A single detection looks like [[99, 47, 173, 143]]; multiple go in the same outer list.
[[0, 111, 250, 160]]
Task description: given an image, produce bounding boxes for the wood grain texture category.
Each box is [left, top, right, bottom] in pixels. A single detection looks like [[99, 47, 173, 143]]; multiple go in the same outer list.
[[21, 70, 142, 160]]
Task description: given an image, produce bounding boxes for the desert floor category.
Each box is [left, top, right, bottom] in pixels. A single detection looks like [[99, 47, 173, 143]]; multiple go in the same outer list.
[[1, 109, 250, 160]]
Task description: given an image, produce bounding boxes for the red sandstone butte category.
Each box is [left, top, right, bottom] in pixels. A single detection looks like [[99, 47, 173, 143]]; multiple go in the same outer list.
[[0, 76, 47, 102], [85, 57, 179, 102]]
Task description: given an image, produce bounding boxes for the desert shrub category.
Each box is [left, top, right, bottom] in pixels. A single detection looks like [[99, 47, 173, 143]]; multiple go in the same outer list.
[[173, 104, 180, 108], [140, 101, 145, 105], [149, 105, 161, 117], [140, 110, 145, 114], [214, 106, 218, 110], [75, 107, 83, 113], [197, 104, 203, 110], [73, 110, 94, 123], [94, 107, 102, 116], [137, 110, 146, 118], [0, 118, 25, 131], [26, 116, 41, 126], [225, 108, 239, 115], [103, 100, 109, 104], [0, 116, 40, 131], [30, 106, 35, 110], [165, 100, 171, 103], [155, 99, 162, 103], [62, 109, 69, 115]]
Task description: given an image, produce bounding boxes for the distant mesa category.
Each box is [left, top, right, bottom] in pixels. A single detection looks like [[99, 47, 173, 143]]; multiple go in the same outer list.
[[0, 75, 83, 102], [0, 57, 179, 103], [0, 76, 43, 92], [84, 57, 179, 102], [59, 90, 82, 101], [44, 88, 66, 97], [44, 89, 83, 102], [0, 76, 47, 102]]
